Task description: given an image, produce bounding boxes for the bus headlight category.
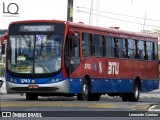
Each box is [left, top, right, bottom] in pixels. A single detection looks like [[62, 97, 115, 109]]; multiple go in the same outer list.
[[10, 78, 13, 82], [14, 79, 17, 83], [52, 79, 55, 83], [56, 78, 59, 82]]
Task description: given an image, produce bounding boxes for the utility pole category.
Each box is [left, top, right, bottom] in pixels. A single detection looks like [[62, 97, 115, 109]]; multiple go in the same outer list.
[[67, 0, 73, 22], [131, 0, 133, 4], [143, 11, 147, 33], [96, 0, 100, 26], [89, 0, 93, 25]]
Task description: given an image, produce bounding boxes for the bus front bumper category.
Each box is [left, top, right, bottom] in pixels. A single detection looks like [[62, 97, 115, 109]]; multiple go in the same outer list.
[[6, 79, 70, 93]]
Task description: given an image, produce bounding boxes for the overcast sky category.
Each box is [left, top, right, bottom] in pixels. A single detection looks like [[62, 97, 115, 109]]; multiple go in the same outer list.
[[0, 0, 160, 32]]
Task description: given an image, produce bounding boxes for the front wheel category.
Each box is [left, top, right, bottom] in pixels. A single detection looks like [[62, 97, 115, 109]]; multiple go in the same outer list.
[[77, 78, 100, 101], [122, 81, 140, 102], [77, 79, 90, 101]]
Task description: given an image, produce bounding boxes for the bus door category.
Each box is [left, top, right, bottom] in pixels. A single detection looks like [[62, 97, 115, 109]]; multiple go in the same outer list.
[[64, 31, 80, 76]]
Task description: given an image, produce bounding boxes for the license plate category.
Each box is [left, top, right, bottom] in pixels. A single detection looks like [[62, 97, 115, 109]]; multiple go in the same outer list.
[[28, 85, 39, 89]]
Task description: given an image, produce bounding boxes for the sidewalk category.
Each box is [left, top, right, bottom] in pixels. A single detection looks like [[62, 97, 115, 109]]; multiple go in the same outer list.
[[140, 89, 160, 99], [0, 77, 6, 94]]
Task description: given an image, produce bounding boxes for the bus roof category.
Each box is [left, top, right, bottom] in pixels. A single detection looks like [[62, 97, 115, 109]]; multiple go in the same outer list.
[[8, 19, 158, 40], [9, 20, 66, 25], [69, 22, 158, 40]]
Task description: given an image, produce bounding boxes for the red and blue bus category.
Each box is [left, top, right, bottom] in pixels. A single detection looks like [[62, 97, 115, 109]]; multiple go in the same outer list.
[[3, 20, 159, 101]]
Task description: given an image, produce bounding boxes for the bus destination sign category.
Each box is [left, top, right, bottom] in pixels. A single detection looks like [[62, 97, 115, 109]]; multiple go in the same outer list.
[[19, 25, 55, 32]]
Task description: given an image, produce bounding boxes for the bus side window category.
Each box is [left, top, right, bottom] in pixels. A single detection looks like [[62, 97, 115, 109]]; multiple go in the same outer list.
[[82, 33, 92, 56], [144, 41, 148, 60], [128, 39, 136, 59], [93, 34, 103, 57], [114, 37, 119, 58], [135, 40, 139, 59], [154, 42, 158, 60], [146, 41, 152, 60], [139, 41, 145, 60], [125, 39, 129, 58], [72, 32, 80, 57], [105, 36, 115, 58], [118, 38, 126, 58]]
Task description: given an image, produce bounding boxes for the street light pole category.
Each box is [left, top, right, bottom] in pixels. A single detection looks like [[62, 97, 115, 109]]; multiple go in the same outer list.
[[96, 0, 100, 26], [67, 0, 73, 22], [143, 11, 147, 32]]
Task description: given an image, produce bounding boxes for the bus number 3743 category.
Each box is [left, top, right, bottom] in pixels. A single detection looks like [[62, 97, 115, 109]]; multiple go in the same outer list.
[[21, 79, 31, 83]]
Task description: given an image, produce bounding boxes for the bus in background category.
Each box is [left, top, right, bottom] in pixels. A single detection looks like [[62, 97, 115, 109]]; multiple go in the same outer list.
[[4, 20, 159, 101], [1, 35, 7, 64]]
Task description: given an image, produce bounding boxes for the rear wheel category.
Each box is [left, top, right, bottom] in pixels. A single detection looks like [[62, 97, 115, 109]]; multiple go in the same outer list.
[[122, 81, 140, 102], [26, 93, 38, 100]]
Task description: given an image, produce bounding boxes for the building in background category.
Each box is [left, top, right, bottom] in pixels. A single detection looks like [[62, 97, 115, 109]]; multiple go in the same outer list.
[[141, 29, 160, 44]]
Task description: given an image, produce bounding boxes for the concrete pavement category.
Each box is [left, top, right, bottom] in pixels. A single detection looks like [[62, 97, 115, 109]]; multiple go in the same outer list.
[[0, 77, 6, 94], [140, 89, 160, 99]]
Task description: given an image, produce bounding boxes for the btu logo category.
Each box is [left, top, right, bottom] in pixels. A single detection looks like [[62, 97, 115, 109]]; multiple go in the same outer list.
[[3, 2, 19, 14], [108, 62, 119, 75]]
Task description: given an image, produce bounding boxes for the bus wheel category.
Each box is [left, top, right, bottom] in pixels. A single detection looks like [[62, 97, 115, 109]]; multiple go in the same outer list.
[[77, 78, 101, 101], [77, 78, 90, 101], [122, 81, 140, 102], [26, 93, 38, 100]]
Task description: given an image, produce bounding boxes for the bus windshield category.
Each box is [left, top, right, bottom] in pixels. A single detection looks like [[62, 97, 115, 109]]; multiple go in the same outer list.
[[8, 34, 63, 74]]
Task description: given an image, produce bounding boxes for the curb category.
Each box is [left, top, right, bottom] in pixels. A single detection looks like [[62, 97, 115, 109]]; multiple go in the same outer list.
[[148, 105, 160, 111]]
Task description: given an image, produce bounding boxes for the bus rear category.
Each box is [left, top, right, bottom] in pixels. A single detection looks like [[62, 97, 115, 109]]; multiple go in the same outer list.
[[5, 20, 70, 100]]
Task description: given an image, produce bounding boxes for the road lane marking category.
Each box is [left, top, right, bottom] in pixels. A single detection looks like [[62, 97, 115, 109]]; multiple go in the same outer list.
[[0, 101, 152, 110]]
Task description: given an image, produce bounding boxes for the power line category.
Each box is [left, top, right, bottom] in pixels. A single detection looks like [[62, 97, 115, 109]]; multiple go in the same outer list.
[[89, 0, 93, 24], [75, 5, 160, 23], [73, 8, 160, 28]]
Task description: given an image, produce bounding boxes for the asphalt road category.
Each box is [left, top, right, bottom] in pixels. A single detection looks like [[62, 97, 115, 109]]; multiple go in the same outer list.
[[0, 91, 160, 120]]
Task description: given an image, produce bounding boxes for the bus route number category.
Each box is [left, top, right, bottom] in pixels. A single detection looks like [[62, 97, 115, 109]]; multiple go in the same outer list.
[[85, 63, 91, 70], [21, 79, 31, 83]]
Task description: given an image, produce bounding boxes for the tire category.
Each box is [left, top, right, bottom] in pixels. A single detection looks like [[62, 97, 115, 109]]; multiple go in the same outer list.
[[77, 78, 101, 101], [122, 81, 140, 102], [26, 93, 38, 100], [77, 78, 90, 101]]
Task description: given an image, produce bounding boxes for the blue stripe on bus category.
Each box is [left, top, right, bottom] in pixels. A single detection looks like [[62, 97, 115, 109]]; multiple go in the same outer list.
[[69, 78, 82, 93], [141, 80, 159, 92], [69, 78, 159, 94], [91, 79, 134, 93]]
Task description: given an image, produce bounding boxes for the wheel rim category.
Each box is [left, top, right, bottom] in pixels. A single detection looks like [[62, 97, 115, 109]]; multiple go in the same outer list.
[[82, 84, 88, 100], [134, 86, 139, 99]]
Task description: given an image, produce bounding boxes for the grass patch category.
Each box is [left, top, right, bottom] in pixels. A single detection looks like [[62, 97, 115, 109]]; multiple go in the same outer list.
[[0, 64, 5, 76]]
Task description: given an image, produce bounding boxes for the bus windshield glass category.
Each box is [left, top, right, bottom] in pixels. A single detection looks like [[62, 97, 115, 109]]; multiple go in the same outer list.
[[8, 34, 63, 74]]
